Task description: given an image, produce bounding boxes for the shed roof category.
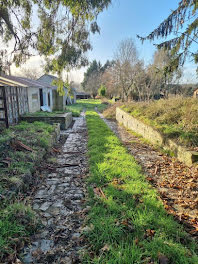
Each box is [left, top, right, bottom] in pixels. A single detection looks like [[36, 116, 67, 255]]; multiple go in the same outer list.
[[0, 75, 56, 89], [0, 76, 27, 87]]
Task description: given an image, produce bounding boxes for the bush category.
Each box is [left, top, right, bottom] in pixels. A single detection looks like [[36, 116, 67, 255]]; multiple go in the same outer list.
[[98, 84, 106, 97]]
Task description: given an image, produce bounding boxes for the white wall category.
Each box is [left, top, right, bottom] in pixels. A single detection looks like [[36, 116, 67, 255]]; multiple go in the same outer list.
[[27, 87, 40, 113], [42, 88, 53, 111]]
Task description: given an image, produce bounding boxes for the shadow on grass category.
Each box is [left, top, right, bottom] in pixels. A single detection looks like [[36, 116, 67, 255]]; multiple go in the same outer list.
[[84, 111, 198, 264]]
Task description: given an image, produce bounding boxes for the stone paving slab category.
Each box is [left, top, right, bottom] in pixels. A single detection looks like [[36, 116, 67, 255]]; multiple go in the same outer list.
[[21, 113, 88, 264]]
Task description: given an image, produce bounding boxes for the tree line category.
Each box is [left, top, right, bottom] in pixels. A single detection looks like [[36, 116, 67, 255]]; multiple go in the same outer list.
[[0, 0, 197, 96], [82, 38, 184, 101]]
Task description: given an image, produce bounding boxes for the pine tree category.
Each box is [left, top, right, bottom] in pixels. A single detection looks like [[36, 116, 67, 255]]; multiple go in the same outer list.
[[137, 0, 198, 72]]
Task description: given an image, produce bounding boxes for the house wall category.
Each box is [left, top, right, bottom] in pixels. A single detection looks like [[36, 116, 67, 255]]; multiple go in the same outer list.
[[52, 88, 69, 110], [73, 92, 76, 103], [28, 87, 40, 113], [42, 88, 53, 111], [193, 89, 198, 98], [38, 74, 72, 107], [52, 90, 64, 110]]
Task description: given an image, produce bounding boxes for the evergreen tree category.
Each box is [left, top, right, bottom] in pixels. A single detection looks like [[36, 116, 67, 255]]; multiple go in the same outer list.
[[137, 0, 198, 72], [0, 0, 112, 73], [81, 60, 102, 97]]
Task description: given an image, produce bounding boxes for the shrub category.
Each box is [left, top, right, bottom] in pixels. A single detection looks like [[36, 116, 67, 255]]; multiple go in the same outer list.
[[98, 84, 106, 97]]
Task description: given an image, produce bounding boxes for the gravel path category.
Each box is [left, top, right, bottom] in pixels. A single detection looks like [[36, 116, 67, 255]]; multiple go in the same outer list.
[[22, 113, 88, 264]]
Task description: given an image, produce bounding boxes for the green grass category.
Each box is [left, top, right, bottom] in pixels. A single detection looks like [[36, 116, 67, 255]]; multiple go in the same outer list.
[[0, 121, 55, 193], [84, 111, 198, 264], [0, 203, 38, 261], [0, 121, 56, 261], [23, 110, 65, 117], [66, 99, 108, 117], [23, 99, 108, 118]]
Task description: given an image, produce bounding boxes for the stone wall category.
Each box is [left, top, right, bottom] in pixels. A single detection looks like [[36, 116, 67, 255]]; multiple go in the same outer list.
[[20, 112, 72, 130], [116, 107, 198, 166]]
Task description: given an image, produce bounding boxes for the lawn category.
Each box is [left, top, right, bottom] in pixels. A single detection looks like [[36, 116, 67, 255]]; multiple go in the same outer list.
[[65, 99, 108, 116], [84, 111, 198, 263], [23, 110, 66, 117], [23, 99, 108, 118]]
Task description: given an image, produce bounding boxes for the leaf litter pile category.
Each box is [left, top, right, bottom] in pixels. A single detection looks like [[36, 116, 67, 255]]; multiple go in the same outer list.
[[102, 115, 198, 238]]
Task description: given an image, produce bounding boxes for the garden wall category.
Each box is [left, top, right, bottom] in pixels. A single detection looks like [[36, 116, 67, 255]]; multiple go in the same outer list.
[[20, 112, 72, 130], [116, 107, 198, 166]]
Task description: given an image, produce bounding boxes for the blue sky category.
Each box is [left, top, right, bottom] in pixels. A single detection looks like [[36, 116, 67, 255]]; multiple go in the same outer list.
[[88, 0, 179, 64], [12, 0, 197, 83], [82, 0, 197, 84]]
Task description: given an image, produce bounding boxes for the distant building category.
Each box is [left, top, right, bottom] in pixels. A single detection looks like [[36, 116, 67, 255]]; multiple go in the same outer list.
[[193, 88, 198, 98], [75, 91, 91, 99]]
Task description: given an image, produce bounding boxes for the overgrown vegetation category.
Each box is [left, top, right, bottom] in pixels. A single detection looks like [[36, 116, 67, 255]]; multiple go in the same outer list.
[[0, 203, 38, 261], [0, 121, 56, 261], [121, 97, 198, 148], [84, 111, 198, 263], [103, 102, 123, 120]]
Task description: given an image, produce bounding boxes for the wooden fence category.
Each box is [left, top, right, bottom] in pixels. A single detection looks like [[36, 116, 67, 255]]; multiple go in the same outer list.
[[0, 86, 29, 128]]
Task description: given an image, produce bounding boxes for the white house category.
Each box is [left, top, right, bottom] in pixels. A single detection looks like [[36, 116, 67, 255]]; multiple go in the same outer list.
[[38, 74, 73, 110], [0, 75, 54, 113]]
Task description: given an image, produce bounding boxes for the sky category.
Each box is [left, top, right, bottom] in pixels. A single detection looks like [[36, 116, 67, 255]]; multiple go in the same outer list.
[[12, 0, 198, 84]]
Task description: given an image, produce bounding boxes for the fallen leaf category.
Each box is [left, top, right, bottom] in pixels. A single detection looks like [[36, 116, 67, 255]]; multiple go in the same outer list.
[[144, 229, 156, 240], [121, 219, 135, 232], [134, 238, 139, 245], [101, 244, 110, 252], [93, 187, 107, 199]]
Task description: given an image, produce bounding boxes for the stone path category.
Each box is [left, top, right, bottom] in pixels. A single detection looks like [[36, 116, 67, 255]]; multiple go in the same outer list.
[[100, 114, 198, 237], [22, 113, 88, 263]]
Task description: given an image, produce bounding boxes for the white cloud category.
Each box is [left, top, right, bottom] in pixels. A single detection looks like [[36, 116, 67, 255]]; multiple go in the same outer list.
[[11, 56, 86, 83]]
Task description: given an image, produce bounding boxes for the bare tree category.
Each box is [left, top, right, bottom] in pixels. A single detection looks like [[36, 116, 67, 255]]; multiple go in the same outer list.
[[16, 67, 43, 80], [84, 72, 101, 98], [114, 38, 139, 101], [101, 65, 118, 98]]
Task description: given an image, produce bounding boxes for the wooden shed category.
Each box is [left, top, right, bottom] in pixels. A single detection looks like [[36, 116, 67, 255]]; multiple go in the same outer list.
[[1, 75, 55, 113], [0, 77, 29, 128]]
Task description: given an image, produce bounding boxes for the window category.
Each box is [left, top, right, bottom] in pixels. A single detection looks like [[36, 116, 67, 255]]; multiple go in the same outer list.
[[32, 93, 38, 101], [48, 92, 51, 106]]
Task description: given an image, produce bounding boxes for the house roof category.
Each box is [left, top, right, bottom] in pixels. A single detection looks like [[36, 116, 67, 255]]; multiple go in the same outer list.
[[75, 91, 90, 96], [0, 75, 56, 89], [0, 76, 27, 87], [38, 74, 67, 91]]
